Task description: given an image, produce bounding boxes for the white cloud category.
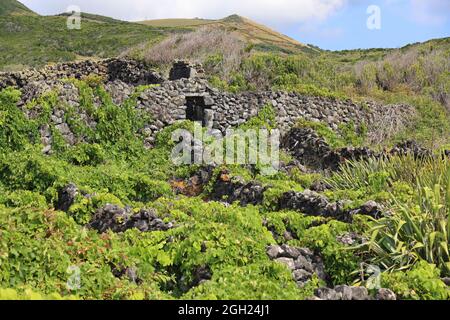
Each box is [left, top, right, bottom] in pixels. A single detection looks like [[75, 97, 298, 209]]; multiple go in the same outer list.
[[21, 0, 347, 27]]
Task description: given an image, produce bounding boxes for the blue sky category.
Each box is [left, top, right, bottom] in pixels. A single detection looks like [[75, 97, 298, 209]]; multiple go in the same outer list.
[[20, 0, 450, 50]]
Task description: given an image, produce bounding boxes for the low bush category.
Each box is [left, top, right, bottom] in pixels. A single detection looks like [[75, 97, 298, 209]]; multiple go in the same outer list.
[[381, 261, 449, 300]]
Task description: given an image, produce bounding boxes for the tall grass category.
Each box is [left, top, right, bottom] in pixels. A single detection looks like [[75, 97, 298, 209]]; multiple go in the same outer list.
[[140, 27, 246, 79], [353, 42, 450, 111], [328, 155, 450, 193]]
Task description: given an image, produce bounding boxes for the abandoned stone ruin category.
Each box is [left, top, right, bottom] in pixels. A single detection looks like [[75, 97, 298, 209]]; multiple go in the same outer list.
[[0, 58, 415, 152], [169, 60, 205, 81]]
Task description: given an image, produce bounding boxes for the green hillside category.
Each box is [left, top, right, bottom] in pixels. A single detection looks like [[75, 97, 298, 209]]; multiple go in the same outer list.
[[55, 11, 126, 24], [0, 78, 449, 300], [0, 1, 170, 71], [0, 14, 167, 71], [0, 2, 449, 303], [0, 0, 36, 16]]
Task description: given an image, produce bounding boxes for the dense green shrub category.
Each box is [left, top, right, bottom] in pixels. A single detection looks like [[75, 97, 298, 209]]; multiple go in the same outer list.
[[64, 143, 107, 166], [0, 148, 64, 194], [238, 104, 277, 131], [0, 206, 172, 299], [263, 211, 322, 243], [298, 220, 361, 285], [0, 88, 39, 152], [0, 42, 449, 299], [132, 175, 174, 203], [0, 288, 77, 300], [184, 262, 318, 300], [0, 190, 47, 208], [381, 261, 449, 300]]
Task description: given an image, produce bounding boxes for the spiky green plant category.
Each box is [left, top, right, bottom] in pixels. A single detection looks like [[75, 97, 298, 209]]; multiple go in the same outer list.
[[366, 164, 450, 275], [328, 155, 449, 274], [327, 155, 450, 198]]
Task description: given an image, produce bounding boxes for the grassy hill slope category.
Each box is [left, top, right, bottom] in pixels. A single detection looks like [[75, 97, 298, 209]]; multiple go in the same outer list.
[[55, 11, 126, 24], [141, 14, 313, 54], [0, 13, 166, 71], [0, 0, 36, 16]]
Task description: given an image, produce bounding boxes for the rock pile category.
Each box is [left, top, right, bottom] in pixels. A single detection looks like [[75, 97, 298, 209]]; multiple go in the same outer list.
[[278, 190, 347, 221], [281, 127, 341, 170], [55, 183, 78, 212], [391, 140, 432, 159], [169, 60, 205, 80], [339, 146, 379, 162], [209, 170, 267, 206], [267, 245, 397, 300], [282, 127, 437, 172], [107, 59, 164, 85], [278, 190, 383, 222], [281, 127, 382, 171], [89, 204, 174, 233], [267, 245, 327, 288], [313, 286, 396, 300]]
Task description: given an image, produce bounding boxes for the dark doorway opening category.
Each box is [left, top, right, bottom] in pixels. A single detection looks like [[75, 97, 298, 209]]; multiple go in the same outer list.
[[186, 96, 207, 126]]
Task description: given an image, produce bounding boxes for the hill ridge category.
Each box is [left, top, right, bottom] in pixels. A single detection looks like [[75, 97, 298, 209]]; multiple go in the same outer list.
[[0, 0, 37, 16], [141, 14, 312, 54]]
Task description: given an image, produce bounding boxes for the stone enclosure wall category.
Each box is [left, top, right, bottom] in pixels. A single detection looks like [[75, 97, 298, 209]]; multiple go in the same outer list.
[[135, 81, 413, 134], [0, 58, 415, 149]]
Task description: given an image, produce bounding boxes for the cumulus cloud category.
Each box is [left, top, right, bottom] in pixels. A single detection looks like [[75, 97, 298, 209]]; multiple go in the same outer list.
[[21, 0, 347, 27]]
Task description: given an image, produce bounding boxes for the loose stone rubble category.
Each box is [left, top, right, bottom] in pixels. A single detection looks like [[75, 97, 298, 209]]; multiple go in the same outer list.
[[281, 127, 341, 170], [267, 245, 397, 300], [209, 170, 267, 206], [89, 204, 174, 234], [282, 127, 442, 172], [266, 244, 327, 288], [278, 190, 384, 222], [55, 183, 78, 212], [169, 60, 205, 81]]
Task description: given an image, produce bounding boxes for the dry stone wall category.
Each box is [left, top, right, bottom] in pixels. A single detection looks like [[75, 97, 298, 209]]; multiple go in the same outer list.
[[0, 58, 164, 104], [134, 79, 414, 136], [0, 58, 415, 149]]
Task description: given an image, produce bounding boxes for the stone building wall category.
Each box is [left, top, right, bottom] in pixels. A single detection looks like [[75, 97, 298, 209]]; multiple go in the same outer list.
[[0, 59, 415, 150], [134, 78, 414, 136]]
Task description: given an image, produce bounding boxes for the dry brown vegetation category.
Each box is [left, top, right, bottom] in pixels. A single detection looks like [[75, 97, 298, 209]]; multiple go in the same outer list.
[[141, 27, 248, 80], [140, 15, 309, 54], [354, 45, 450, 111]]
